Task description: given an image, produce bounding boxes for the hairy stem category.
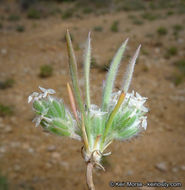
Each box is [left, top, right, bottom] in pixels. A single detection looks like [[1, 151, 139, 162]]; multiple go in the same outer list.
[[86, 162, 95, 190]]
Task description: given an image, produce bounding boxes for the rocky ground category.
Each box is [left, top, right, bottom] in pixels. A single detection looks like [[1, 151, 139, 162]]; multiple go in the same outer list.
[[0, 1, 185, 189]]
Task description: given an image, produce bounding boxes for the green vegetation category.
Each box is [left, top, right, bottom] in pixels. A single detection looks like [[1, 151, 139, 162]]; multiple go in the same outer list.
[[166, 10, 174, 16], [93, 26, 103, 32], [16, 25, 25, 32], [166, 46, 178, 57], [82, 7, 93, 14], [172, 74, 183, 86], [128, 15, 144, 25], [27, 8, 41, 19], [62, 8, 74, 19], [132, 19, 143, 25], [142, 64, 149, 72], [0, 23, 3, 29], [39, 64, 53, 78], [157, 27, 168, 36], [0, 104, 14, 117], [148, 0, 178, 10], [7, 14, 20, 22], [173, 24, 183, 32], [110, 20, 119, 32], [172, 24, 183, 38], [0, 78, 15, 89], [120, 0, 146, 11], [177, 2, 185, 14], [29, 30, 147, 190], [49, 8, 62, 16], [141, 49, 149, 56], [171, 60, 185, 86], [0, 173, 9, 190], [145, 33, 154, 38], [141, 12, 160, 21], [174, 60, 185, 74]]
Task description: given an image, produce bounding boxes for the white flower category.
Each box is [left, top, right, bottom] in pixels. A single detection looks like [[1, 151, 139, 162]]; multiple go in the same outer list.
[[141, 116, 147, 130], [28, 87, 56, 104], [28, 92, 39, 103], [39, 86, 56, 98], [110, 90, 148, 113], [128, 91, 148, 113], [136, 92, 147, 101], [89, 104, 108, 117]]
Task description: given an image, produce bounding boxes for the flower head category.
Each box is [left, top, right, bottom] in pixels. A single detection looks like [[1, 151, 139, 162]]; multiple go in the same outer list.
[[28, 31, 148, 166], [39, 86, 56, 98], [89, 104, 108, 117], [28, 86, 55, 104]]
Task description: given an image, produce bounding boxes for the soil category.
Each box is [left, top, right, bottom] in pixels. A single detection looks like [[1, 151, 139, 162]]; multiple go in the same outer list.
[[0, 1, 185, 190]]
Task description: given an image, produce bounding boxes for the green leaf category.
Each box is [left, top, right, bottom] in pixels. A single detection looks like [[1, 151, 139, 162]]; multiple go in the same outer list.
[[115, 127, 139, 140], [52, 119, 68, 130], [101, 92, 125, 148], [112, 110, 132, 130], [90, 116, 103, 137], [52, 100, 66, 118], [47, 103, 58, 117], [40, 118, 71, 137], [48, 126, 71, 137], [33, 101, 45, 113], [84, 32, 91, 109], [122, 115, 137, 128], [101, 39, 128, 111], [122, 45, 141, 93], [66, 30, 84, 115]]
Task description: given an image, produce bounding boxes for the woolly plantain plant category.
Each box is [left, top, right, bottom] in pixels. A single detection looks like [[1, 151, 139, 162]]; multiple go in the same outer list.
[[28, 30, 148, 190]]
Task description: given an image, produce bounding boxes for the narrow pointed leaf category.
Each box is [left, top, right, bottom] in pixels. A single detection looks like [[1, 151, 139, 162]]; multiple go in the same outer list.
[[84, 32, 91, 109], [66, 30, 84, 115], [122, 45, 141, 93], [102, 39, 128, 111]]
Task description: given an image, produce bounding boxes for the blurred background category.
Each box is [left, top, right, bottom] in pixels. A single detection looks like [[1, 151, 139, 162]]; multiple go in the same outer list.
[[0, 0, 185, 189]]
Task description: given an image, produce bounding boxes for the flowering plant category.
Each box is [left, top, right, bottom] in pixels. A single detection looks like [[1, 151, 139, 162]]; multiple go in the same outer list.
[[28, 31, 148, 190]]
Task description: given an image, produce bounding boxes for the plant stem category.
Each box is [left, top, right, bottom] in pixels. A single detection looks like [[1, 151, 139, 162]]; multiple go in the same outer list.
[[86, 162, 95, 190]]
